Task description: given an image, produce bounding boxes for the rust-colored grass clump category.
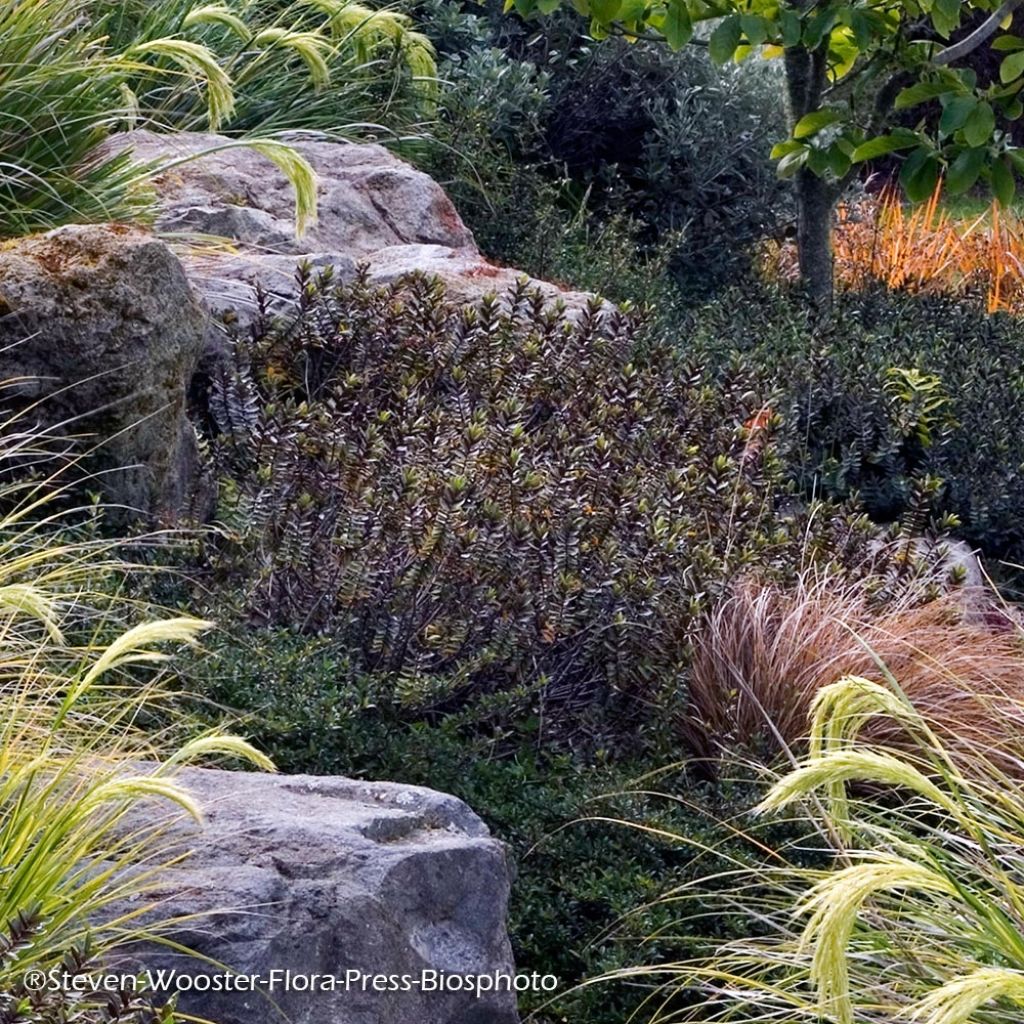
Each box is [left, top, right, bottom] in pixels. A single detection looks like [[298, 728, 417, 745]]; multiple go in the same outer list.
[[683, 568, 1024, 764], [766, 184, 1024, 313], [836, 185, 1024, 313]]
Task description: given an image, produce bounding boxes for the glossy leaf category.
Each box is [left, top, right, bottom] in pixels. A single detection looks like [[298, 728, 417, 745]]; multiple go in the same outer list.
[[793, 108, 843, 138], [895, 81, 955, 109], [662, 0, 693, 50], [1000, 50, 1024, 84], [901, 148, 940, 202], [939, 95, 977, 136], [991, 156, 1017, 206], [945, 147, 986, 196], [851, 133, 918, 163], [963, 101, 996, 147]]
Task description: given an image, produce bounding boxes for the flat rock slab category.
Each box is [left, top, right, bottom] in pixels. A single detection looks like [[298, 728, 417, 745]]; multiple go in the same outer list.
[[116, 768, 519, 1024]]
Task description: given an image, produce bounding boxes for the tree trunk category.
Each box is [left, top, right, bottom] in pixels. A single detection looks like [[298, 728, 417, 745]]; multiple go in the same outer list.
[[783, 37, 837, 309], [795, 167, 835, 309]]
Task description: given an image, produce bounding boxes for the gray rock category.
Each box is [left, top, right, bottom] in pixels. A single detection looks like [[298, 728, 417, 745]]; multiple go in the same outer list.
[[102, 131, 599, 327], [115, 768, 519, 1024], [364, 244, 600, 313], [0, 224, 208, 519], [103, 130, 475, 256]]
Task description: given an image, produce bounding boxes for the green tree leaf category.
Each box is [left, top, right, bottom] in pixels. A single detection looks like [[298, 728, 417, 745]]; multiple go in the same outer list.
[[617, 0, 646, 19], [991, 156, 1017, 207], [939, 95, 977, 136], [708, 15, 742, 64], [964, 101, 996, 147], [946, 147, 986, 195], [931, 0, 960, 38], [588, 0, 622, 23], [779, 7, 801, 46], [740, 13, 767, 46], [793, 109, 843, 138], [662, 0, 693, 50], [1000, 50, 1024, 84], [851, 134, 918, 163], [895, 81, 955, 109], [771, 138, 805, 159], [776, 147, 809, 178], [850, 10, 873, 49], [827, 145, 851, 178], [901, 147, 940, 201], [803, 8, 837, 48]]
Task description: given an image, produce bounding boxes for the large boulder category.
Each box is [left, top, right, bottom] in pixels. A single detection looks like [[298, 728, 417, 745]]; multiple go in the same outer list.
[[102, 131, 597, 331], [0, 224, 207, 519], [108, 130, 475, 257], [117, 768, 520, 1024]]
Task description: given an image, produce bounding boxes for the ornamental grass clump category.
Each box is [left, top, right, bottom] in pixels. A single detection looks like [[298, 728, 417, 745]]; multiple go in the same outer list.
[[683, 566, 1024, 762], [0, 420, 271, 1020], [0, 0, 435, 239], [97, 0, 437, 133], [202, 266, 879, 743], [830, 184, 1024, 316], [621, 665, 1024, 1024]]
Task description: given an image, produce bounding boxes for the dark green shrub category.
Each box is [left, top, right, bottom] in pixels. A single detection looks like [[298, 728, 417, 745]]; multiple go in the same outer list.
[[200, 267, 874, 744], [413, 0, 787, 298], [539, 38, 790, 288], [1, 914, 172, 1024], [686, 286, 1024, 569]]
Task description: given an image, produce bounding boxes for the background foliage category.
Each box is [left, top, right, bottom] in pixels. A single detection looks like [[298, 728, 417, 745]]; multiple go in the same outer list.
[[685, 285, 1024, 572], [412, 0, 788, 299]]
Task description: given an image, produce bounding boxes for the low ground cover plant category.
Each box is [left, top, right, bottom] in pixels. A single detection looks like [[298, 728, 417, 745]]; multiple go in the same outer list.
[[186, 266, 966, 1024], [184, 625, 797, 1024]]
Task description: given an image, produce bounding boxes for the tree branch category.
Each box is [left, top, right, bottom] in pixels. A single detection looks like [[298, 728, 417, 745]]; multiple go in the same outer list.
[[605, 22, 708, 44], [933, 0, 1024, 65]]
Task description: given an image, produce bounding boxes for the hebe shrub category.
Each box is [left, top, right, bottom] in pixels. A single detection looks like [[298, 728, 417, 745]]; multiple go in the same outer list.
[[1, 915, 171, 1024], [203, 268, 871, 739], [688, 286, 1024, 567]]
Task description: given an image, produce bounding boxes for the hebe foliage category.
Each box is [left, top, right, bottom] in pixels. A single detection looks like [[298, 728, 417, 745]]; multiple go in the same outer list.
[[204, 267, 870, 739], [1, 914, 170, 1024], [688, 286, 1024, 565]]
